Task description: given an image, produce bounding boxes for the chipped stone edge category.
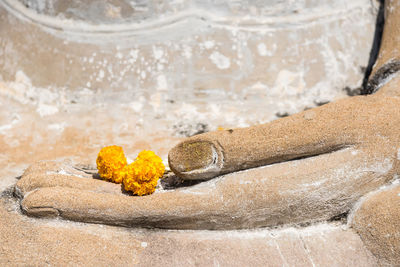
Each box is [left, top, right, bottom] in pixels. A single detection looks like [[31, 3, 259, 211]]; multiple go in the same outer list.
[[365, 59, 400, 94]]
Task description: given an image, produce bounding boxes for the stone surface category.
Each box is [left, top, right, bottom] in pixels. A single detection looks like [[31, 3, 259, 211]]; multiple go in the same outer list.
[[1, 190, 379, 266], [0, 88, 385, 265], [370, 0, 400, 84], [14, 78, 400, 232], [2, 111, 381, 265], [0, 0, 379, 130], [0, 0, 395, 265], [169, 92, 400, 181], [351, 184, 400, 265]]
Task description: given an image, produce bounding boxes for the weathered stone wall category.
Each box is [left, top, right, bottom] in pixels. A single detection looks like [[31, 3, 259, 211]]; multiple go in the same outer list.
[[0, 0, 380, 134]]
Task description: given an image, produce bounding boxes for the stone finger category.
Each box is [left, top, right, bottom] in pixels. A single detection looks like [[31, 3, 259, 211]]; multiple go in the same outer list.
[[15, 161, 122, 198], [169, 98, 364, 180]]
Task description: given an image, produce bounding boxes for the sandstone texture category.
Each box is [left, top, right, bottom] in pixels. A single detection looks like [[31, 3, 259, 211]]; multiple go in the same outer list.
[[351, 184, 400, 265], [13, 78, 400, 233], [0, 0, 394, 265], [369, 0, 400, 86], [1, 194, 379, 266]]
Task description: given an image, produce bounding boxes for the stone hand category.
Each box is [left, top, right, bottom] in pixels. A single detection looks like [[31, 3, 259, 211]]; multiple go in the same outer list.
[[14, 71, 400, 230], [15, 0, 400, 232]]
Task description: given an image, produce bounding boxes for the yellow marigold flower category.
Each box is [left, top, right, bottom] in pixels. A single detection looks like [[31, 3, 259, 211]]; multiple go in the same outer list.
[[123, 150, 165, 196], [96, 145, 127, 183], [136, 150, 165, 176]]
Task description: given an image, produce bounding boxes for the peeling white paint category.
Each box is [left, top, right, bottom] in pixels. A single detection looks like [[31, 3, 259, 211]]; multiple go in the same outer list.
[[130, 101, 144, 113], [182, 45, 192, 59], [48, 123, 66, 132], [257, 43, 268, 56], [149, 92, 162, 109], [258, 43, 277, 57], [203, 40, 215, 49], [36, 103, 59, 117], [152, 46, 164, 60], [129, 49, 138, 61], [209, 52, 231, 69], [0, 124, 13, 133], [272, 70, 305, 96], [46, 169, 84, 178], [98, 70, 105, 79], [156, 75, 167, 90], [0, 113, 20, 133]]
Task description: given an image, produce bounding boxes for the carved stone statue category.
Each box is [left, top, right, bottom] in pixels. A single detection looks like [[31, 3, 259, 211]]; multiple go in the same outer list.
[[2, 0, 399, 265]]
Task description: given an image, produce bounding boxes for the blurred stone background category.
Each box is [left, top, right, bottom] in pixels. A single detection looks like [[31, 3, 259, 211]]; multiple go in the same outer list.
[[0, 0, 383, 265], [1, 0, 379, 133]]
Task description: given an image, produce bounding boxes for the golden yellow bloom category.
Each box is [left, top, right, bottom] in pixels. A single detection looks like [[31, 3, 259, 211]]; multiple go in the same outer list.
[[123, 150, 165, 196], [136, 150, 165, 176], [96, 145, 127, 183]]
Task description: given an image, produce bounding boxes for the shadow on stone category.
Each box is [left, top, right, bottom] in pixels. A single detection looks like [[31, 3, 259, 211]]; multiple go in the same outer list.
[[160, 171, 204, 190]]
